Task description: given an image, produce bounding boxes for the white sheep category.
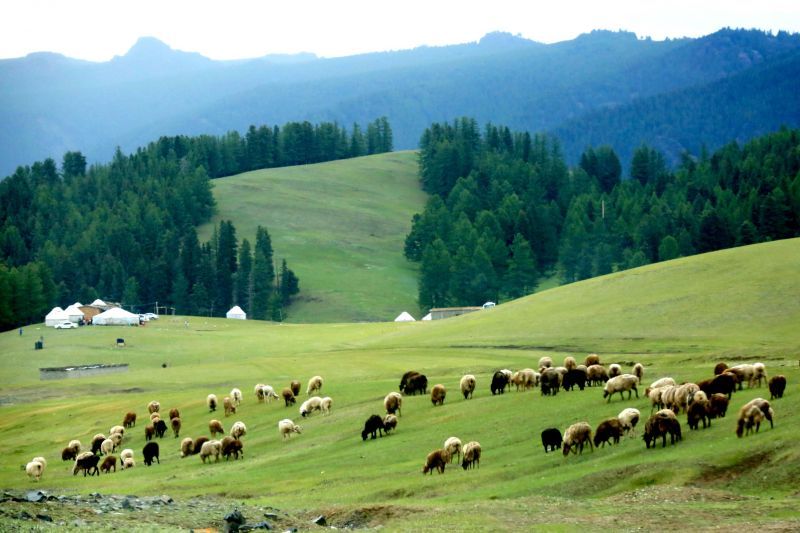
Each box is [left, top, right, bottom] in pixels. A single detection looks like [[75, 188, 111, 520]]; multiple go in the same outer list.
[[603, 374, 639, 402], [384, 391, 403, 415], [259, 385, 279, 403], [254, 383, 266, 402], [383, 414, 398, 433], [500, 369, 513, 390], [147, 400, 160, 414], [68, 439, 82, 453], [736, 398, 774, 437], [633, 363, 644, 381], [538, 357, 553, 370], [608, 363, 622, 378], [520, 368, 538, 389], [230, 421, 247, 440], [300, 396, 323, 417], [564, 356, 577, 370], [670, 383, 700, 414], [231, 387, 243, 406], [109, 432, 123, 450], [207, 393, 218, 412], [109, 425, 125, 437], [320, 396, 333, 415], [729, 364, 756, 388], [120, 448, 134, 461], [647, 386, 669, 412], [461, 441, 481, 470], [562, 422, 593, 455], [26, 458, 46, 481], [443, 436, 463, 463], [459, 375, 476, 399], [101, 438, 114, 456], [307, 375, 324, 395], [122, 457, 135, 469], [278, 418, 303, 439], [753, 362, 767, 387], [649, 377, 676, 389], [617, 407, 641, 437], [200, 440, 222, 463], [180, 437, 194, 457]]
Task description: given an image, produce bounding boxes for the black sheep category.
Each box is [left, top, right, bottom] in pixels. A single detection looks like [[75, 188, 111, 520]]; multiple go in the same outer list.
[[143, 442, 160, 466], [769, 375, 787, 400], [699, 373, 736, 399], [490, 371, 508, 395], [154, 419, 168, 438], [73, 454, 100, 476], [540, 428, 562, 453], [399, 370, 420, 391], [562, 368, 587, 391], [403, 373, 428, 396], [643, 413, 682, 449], [540, 369, 560, 396], [686, 401, 711, 430], [361, 414, 385, 440]]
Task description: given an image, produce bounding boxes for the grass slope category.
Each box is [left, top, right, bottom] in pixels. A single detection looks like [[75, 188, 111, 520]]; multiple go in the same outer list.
[[1, 239, 799, 530], [197, 151, 426, 323]]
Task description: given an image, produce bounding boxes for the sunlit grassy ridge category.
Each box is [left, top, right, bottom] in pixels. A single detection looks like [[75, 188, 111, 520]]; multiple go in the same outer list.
[[1, 239, 798, 530], [197, 151, 426, 323]]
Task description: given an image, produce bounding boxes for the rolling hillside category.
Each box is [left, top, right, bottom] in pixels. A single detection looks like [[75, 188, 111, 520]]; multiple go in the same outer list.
[[197, 151, 426, 323], [0, 239, 798, 529]]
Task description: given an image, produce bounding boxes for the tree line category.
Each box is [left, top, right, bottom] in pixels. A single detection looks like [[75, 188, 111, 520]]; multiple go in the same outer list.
[[406, 118, 800, 309], [0, 116, 393, 331]]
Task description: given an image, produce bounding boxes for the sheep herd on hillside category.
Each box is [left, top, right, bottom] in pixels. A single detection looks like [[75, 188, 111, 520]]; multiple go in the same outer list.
[[23, 353, 788, 482]]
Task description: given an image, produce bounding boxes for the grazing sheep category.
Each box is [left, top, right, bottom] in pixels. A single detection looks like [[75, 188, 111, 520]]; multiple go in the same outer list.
[[221, 436, 244, 460], [300, 396, 323, 417], [192, 437, 209, 455], [26, 460, 45, 481], [617, 408, 641, 437], [109, 425, 125, 438], [143, 442, 160, 466], [643, 409, 682, 448], [670, 383, 700, 414], [254, 383, 266, 402], [384, 392, 403, 416], [632, 363, 644, 381], [585, 354, 600, 367], [100, 455, 117, 474], [562, 368, 587, 391], [361, 415, 385, 440], [403, 373, 428, 395], [399, 370, 420, 391], [686, 394, 711, 430], [422, 448, 450, 474], [282, 387, 297, 406], [461, 441, 481, 470], [100, 438, 114, 456], [120, 449, 134, 461], [123, 412, 137, 428], [564, 356, 577, 371], [150, 412, 161, 422], [144, 424, 155, 442], [200, 440, 222, 463], [769, 375, 787, 400], [122, 457, 135, 469], [259, 385, 279, 403], [307, 375, 324, 396], [714, 362, 729, 375], [736, 398, 774, 437], [521, 368, 538, 389], [500, 369, 513, 391], [290, 380, 301, 396], [171, 417, 181, 438], [608, 363, 622, 378], [649, 377, 676, 389], [431, 384, 446, 406], [383, 414, 398, 434], [562, 422, 593, 456], [586, 364, 609, 387], [538, 356, 553, 370], [541, 428, 563, 453], [443, 437, 463, 463], [728, 364, 756, 389], [320, 396, 334, 415], [278, 419, 303, 439], [511, 371, 525, 391], [603, 374, 639, 402], [490, 371, 509, 395], [168, 408, 180, 420], [698, 373, 737, 399], [223, 396, 236, 417], [180, 437, 194, 457], [91, 434, 106, 455], [147, 401, 160, 414], [231, 388, 243, 406], [752, 363, 767, 387], [207, 394, 218, 412], [541, 368, 561, 396], [593, 418, 623, 448], [708, 393, 730, 419], [230, 421, 247, 440], [154, 419, 168, 439], [73, 452, 100, 476], [62, 440, 81, 461], [209, 419, 224, 438]]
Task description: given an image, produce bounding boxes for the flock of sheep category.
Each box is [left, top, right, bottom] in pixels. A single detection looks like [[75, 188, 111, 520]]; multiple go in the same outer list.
[[24, 354, 787, 482]]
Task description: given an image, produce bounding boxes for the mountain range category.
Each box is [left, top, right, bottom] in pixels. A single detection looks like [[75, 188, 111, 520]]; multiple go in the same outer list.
[[2, 28, 799, 176]]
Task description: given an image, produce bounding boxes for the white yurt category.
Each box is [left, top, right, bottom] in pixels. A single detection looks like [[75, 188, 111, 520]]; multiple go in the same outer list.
[[92, 307, 139, 326], [63, 304, 85, 323], [394, 311, 416, 322], [421, 313, 432, 321], [226, 305, 247, 320], [45, 307, 69, 326]]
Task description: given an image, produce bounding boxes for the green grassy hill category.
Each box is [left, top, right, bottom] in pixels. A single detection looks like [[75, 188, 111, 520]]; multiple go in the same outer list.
[[1, 239, 798, 530], [198, 151, 426, 323]]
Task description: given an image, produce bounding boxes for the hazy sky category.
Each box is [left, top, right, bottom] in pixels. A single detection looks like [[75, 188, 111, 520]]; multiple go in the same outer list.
[[2, 0, 799, 61]]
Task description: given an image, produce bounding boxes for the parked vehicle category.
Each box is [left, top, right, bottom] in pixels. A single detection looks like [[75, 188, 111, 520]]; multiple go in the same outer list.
[[54, 320, 78, 329]]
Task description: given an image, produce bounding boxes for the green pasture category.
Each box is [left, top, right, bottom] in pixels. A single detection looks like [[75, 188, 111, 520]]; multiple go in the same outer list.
[[197, 151, 426, 324], [1, 239, 799, 530]]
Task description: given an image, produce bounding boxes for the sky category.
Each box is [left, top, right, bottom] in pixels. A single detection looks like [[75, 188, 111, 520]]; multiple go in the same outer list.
[[1, 0, 799, 62]]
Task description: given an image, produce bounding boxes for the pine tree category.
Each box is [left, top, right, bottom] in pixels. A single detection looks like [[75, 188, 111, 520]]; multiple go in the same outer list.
[[418, 239, 452, 310], [236, 238, 252, 313], [251, 226, 275, 320], [503, 234, 538, 299], [215, 220, 238, 314]]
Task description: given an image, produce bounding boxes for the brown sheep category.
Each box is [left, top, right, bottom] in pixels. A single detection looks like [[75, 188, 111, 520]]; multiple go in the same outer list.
[[461, 441, 482, 470], [383, 414, 398, 434], [147, 401, 160, 414], [62, 446, 79, 461], [735, 398, 774, 438], [422, 448, 450, 474], [585, 353, 600, 367], [431, 384, 446, 406], [563, 422, 593, 456], [708, 393, 730, 419], [100, 455, 117, 473], [221, 436, 244, 460], [168, 408, 180, 420], [192, 437, 210, 455], [768, 375, 786, 400], [593, 418, 623, 447], [180, 437, 194, 458], [171, 417, 182, 438], [586, 364, 608, 387], [223, 396, 236, 417], [123, 412, 137, 428], [209, 419, 224, 438], [290, 380, 301, 396], [713, 362, 728, 375], [282, 387, 296, 406], [384, 392, 402, 416]]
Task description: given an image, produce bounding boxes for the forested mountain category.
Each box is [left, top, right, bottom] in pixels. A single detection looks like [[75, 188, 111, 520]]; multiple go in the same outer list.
[[3, 28, 800, 176], [405, 120, 800, 309]]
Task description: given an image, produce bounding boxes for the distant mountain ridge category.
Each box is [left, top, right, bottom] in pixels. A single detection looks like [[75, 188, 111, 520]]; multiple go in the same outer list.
[[2, 28, 799, 176]]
